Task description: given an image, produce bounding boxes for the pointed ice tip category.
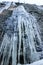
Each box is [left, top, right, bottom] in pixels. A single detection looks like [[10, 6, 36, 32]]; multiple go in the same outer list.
[[15, 5, 26, 12]]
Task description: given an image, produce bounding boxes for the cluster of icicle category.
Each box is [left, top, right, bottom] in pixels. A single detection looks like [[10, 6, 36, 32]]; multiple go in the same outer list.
[[0, 6, 41, 65]]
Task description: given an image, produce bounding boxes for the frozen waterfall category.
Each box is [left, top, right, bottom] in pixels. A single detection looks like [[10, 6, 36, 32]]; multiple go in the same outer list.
[[0, 5, 41, 65]]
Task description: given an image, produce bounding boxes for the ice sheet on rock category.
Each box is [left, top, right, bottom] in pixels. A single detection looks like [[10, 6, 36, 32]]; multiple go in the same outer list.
[[12, 2, 17, 6], [0, 2, 11, 13], [37, 6, 43, 10], [5, 2, 11, 9]]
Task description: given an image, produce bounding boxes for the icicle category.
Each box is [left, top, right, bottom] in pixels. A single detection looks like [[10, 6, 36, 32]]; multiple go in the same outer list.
[[12, 33, 17, 65], [18, 16, 22, 63]]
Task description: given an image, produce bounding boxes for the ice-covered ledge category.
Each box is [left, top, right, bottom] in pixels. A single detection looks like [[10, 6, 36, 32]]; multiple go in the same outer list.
[[17, 59, 43, 65], [27, 59, 43, 65]]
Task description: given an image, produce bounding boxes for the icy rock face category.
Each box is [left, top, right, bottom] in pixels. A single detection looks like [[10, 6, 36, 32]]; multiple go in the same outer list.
[[0, 2, 11, 13], [0, 33, 12, 65], [0, 5, 41, 65]]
